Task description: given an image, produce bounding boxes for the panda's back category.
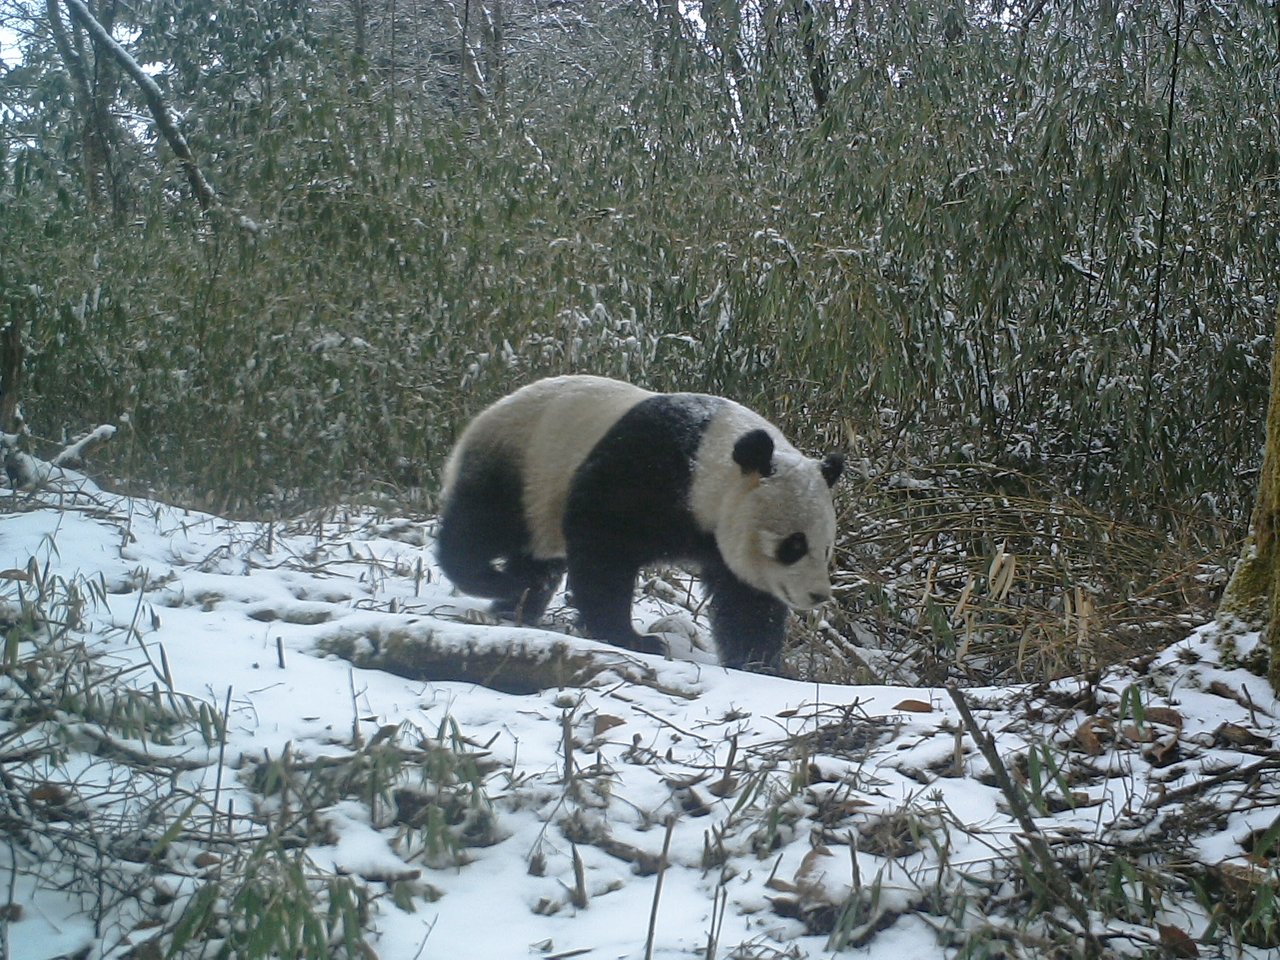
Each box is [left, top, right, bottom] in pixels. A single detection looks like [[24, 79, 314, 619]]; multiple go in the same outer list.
[[443, 376, 653, 558], [518, 377, 655, 556], [445, 375, 795, 561]]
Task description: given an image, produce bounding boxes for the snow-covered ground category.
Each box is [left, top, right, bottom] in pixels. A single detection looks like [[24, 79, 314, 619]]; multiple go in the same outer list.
[[3, 470, 1278, 959]]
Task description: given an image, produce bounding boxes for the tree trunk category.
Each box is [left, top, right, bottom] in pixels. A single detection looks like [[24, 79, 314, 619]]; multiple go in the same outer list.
[[0, 317, 24, 436], [348, 0, 367, 65], [1218, 302, 1280, 690]]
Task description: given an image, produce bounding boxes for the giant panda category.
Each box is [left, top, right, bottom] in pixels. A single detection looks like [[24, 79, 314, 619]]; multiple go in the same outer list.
[[436, 375, 844, 670]]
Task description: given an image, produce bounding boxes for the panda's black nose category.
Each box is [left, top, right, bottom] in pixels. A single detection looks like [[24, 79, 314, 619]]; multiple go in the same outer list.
[[809, 591, 830, 605]]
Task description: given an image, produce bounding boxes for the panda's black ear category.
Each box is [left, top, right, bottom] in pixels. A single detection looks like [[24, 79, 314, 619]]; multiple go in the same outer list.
[[820, 453, 845, 488], [732, 429, 775, 478]]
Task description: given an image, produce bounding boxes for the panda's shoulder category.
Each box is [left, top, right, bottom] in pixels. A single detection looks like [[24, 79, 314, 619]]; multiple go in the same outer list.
[[597, 391, 725, 450]]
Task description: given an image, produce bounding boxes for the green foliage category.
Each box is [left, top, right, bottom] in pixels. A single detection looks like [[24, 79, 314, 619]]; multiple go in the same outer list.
[[0, 561, 230, 951], [2, 0, 1274, 516], [166, 840, 372, 960]]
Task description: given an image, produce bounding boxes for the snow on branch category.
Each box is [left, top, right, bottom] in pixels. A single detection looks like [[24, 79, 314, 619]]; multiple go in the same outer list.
[[61, 0, 218, 213], [2, 424, 116, 489], [52, 424, 117, 469]]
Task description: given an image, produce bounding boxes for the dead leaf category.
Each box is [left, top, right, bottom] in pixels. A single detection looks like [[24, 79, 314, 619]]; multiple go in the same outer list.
[[1207, 681, 1276, 717], [1122, 724, 1154, 743], [672, 785, 711, 817], [822, 798, 873, 818], [893, 699, 934, 713], [662, 772, 708, 789], [1157, 922, 1199, 958], [30, 783, 68, 806], [1213, 723, 1272, 750], [0, 568, 30, 582], [1209, 679, 1239, 699], [1144, 707, 1184, 730], [807, 762, 839, 784], [1215, 861, 1279, 898], [794, 845, 838, 901], [1145, 733, 1181, 767], [592, 714, 626, 737], [707, 776, 738, 798], [1069, 791, 1103, 808], [796, 845, 834, 882], [766, 895, 804, 919], [193, 852, 221, 868], [1073, 717, 1107, 755]]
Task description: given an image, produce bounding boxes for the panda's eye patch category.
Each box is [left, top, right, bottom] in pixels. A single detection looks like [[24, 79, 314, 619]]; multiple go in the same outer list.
[[775, 532, 808, 565]]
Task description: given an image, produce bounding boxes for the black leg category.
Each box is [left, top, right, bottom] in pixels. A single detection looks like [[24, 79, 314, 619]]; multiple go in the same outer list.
[[704, 562, 788, 670], [557, 395, 722, 659], [566, 551, 664, 655], [489, 556, 565, 624]]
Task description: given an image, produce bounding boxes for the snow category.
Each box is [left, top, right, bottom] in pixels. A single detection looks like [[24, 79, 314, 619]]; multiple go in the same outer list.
[[3, 471, 1279, 959]]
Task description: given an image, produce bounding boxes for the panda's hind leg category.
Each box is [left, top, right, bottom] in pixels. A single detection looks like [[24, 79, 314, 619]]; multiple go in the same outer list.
[[436, 451, 556, 621], [488, 556, 565, 625]]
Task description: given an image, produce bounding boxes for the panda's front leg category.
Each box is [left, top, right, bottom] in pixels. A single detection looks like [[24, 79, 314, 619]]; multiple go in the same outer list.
[[703, 560, 789, 671], [565, 549, 666, 656]]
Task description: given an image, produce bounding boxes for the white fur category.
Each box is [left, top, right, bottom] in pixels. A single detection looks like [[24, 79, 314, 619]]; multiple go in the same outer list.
[[690, 402, 837, 609]]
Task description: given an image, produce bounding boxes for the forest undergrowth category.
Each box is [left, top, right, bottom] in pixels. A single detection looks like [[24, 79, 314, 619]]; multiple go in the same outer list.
[[1, 0, 1278, 682]]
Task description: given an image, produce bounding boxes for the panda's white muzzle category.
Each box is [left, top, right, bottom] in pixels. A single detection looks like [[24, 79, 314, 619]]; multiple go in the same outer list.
[[779, 582, 832, 610]]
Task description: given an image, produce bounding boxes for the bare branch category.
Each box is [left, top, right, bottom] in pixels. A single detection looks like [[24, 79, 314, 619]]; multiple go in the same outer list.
[[60, 0, 218, 212], [449, 0, 488, 110]]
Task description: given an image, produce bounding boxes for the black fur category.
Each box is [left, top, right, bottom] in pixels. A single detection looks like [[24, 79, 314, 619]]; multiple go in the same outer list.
[[436, 447, 564, 624], [701, 552, 790, 669], [820, 453, 845, 488], [775, 532, 808, 565], [732, 429, 775, 477], [437, 392, 796, 670], [563, 396, 722, 656]]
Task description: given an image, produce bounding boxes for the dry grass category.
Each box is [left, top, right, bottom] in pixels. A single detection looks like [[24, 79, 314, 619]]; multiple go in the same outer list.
[[795, 462, 1233, 685]]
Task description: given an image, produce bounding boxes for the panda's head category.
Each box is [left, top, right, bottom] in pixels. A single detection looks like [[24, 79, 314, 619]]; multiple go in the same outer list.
[[717, 428, 844, 610]]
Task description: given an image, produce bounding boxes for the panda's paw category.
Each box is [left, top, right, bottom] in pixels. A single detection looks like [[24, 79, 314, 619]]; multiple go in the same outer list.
[[489, 596, 550, 626], [608, 631, 667, 657], [488, 598, 525, 623], [632, 633, 668, 657]]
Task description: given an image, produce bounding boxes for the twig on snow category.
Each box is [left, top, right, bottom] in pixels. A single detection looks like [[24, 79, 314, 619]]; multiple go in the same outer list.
[[643, 814, 678, 960]]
